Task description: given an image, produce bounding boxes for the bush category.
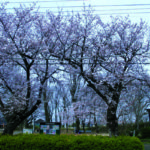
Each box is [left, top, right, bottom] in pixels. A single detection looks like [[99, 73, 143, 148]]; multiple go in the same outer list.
[[0, 134, 144, 150], [118, 122, 150, 137]]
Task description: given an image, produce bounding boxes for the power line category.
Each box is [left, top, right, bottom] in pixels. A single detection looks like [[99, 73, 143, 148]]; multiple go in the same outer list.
[[49, 11, 150, 16], [2, 10, 150, 15], [7, 4, 150, 9], [51, 7, 150, 13], [0, 0, 86, 3], [1, 62, 150, 65], [3, 6, 150, 15], [2, 59, 150, 65], [3, 55, 150, 59], [1, 56, 150, 65], [95, 11, 150, 15], [19, 7, 150, 14], [2, 1, 150, 16], [2, 2, 150, 7]]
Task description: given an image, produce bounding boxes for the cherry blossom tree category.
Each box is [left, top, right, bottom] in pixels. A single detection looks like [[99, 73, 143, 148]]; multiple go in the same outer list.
[[0, 3, 149, 137], [0, 4, 58, 135], [73, 84, 107, 132], [118, 85, 150, 130], [69, 74, 82, 132], [45, 7, 150, 136]]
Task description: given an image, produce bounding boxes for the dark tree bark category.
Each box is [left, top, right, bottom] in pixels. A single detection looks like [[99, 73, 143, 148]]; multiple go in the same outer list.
[[2, 58, 51, 135], [82, 119, 85, 133], [2, 98, 41, 135], [94, 114, 98, 133], [76, 117, 80, 133], [107, 104, 118, 136], [44, 102, 50, 122], [66, 122, 68, 133], [43, 82, 50, 123], [70, 74, 81, 133]]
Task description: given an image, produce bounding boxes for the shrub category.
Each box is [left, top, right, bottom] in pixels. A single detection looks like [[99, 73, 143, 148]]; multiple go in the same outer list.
[[0, 134, 144, 150], [118, 122, 150, 137]]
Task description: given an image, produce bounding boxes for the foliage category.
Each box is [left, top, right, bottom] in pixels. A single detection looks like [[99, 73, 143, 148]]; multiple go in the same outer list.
[[0, 134, 144, 150], [118, 122, 150, 137], [140, 127, 150, 139], [117, 86, 150, 130]]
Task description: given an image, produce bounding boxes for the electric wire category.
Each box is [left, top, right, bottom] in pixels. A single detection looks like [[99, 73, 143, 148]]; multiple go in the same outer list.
[[1, 1, 150, 7], [0, 0, 87, 3], [1, 1, 150, 15], [16, 7, 150, 15], [44, 7, 150, 13], [1, 11, 150, 15], [2, 6, 150, 15], [5, 5, 150, 9], [1, 61, 150, 65]]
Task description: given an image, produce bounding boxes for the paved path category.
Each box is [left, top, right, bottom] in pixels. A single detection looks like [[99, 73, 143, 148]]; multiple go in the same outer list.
[[144, 144, 150, 150]]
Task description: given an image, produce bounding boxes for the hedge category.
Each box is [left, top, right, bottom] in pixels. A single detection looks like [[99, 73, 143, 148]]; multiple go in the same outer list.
[[0, 134, 144, 150]]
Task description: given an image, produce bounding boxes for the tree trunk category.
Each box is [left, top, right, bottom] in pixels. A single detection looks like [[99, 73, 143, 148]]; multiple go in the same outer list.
[[43, 81, 51, 123], [24, 118, 30, 128], [44, 102, 50, 122], [76, 117, 80, 133], [59, 112, 62, 125], [66, 123, 68, 133], [3, 121, 17, 135], [88, 122, 91, 129], [136, 116, 140, 130], [4, 115, 26, 135], [2, 85, 43, 135], [50, 113, 52, 122], [107, 104, 118, 136], [82, 120, 85, 133], [3, 102, 41, 135], [88, 113, 91, 129], [55, 108, 57, 122], [94, 112, 98, 133]]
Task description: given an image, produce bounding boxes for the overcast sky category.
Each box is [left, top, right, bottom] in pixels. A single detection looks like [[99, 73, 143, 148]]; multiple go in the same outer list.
[[1, 0, 150, 24]]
